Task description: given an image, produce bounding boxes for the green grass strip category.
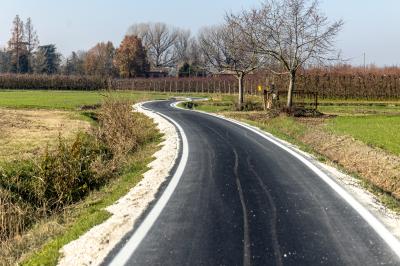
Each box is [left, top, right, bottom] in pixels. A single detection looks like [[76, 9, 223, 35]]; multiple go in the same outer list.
[[22, 141, 160, 266]]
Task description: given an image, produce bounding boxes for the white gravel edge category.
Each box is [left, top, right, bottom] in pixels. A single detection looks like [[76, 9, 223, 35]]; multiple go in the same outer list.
[[57, 100, 400, 265], [264, 126, 400, 239], [184, 105, 400, 241], [57, 102, 179, 266]]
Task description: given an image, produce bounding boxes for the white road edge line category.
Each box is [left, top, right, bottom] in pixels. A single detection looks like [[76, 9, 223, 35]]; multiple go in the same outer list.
[[173, 101, 400, 259], [109, 102, 189, 266]]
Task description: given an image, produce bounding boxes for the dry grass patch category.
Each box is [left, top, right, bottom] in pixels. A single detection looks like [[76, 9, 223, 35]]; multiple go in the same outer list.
[[301, 128, 400, 200], [221, 110, 400, 202], [0, 108, 90, 162], [0, 100, 160, 265]]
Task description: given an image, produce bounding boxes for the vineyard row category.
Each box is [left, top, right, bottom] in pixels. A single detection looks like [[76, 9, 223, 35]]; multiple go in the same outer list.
[[1, 73, 400, 99]]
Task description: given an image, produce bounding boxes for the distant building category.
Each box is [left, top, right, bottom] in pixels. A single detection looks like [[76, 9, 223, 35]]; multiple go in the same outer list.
[[212, 70, 256, 77]]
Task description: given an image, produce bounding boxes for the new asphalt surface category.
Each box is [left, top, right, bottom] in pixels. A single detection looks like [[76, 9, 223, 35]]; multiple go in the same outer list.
[[109, 100, 400, 265]]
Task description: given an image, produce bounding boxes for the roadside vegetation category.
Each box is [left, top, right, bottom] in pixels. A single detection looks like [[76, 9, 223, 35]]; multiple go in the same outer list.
[[2, 89, 399, 264], [0, 0, 399, 263], [0, 109, 90, 163], [0, 90, 207, 110], [0, 95, 162, 265], [327, 116, 400, 155], [183, 95, 400, 212]]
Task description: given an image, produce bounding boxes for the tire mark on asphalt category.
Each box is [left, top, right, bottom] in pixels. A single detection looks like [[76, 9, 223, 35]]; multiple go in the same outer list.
[[201, 123, 251, 265], [234, 148, 251, 266], [247, 155, 283, 266]]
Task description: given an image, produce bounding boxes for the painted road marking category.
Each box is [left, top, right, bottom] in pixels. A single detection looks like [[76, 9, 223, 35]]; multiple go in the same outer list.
[[174, 101, 400, 259], [110, 102, 189, 266]]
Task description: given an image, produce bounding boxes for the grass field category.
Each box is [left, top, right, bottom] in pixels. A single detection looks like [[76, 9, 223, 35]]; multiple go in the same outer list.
[[0, 109, 90, 162], [192, 95, 400, 156], [328, 116, 400, 156], [0, 90, 208, 110], [0, 90, 204, 164], [185, 96, 400, 212], [0, 90, 169, 265], [1, 90, 400, 265], [319, 104, 400, 116]]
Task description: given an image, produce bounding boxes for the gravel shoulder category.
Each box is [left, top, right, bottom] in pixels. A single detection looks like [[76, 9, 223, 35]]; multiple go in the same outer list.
[[58, 101, 400, 265], [207, 110, 400, 241], [57, 102, 179, 266]]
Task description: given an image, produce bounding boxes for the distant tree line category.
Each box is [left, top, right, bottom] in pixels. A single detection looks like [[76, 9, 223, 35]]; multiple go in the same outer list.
[[0, 17, 206, 78], [0, 15, 61, 74], [0, 1, 345, 109]]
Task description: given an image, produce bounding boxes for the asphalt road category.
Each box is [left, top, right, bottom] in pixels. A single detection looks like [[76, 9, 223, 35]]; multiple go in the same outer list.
[[109, 101, 400, 265]]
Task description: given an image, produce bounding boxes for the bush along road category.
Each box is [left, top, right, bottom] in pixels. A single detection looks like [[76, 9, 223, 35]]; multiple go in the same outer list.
[[106, 100, 400, 266]]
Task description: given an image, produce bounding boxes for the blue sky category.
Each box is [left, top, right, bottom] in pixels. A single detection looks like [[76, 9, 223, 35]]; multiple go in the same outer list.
[[0, 0, 399, 66]]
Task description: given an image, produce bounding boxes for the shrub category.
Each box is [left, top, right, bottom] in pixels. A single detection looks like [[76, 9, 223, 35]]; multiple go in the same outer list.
[[0, 99, 158, 243], [0, 188, 36, 241], [0, 134, 103, 211], [0, 74, 107, 90], [233, 98, 264, 111]]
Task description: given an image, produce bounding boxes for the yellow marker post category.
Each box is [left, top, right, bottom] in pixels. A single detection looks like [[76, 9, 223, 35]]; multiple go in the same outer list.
[[257, 85, 262, 92]]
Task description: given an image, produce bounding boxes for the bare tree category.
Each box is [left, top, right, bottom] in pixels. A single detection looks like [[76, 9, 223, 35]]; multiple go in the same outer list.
[[127, 23, 150, 46], [228, 0, 343, 108], [62, 51, 86, 75], [127, 22, 189, 69], [25, 17, 39, 72], [174, 29, 191, 65], [199, 23, 260, 108], [187, 38, 204, 66], [8, 15, 26, 73]]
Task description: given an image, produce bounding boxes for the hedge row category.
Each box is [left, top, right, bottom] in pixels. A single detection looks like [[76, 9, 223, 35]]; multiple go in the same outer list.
[[1, 73, 400, 99], [0, 74, 108, 90]]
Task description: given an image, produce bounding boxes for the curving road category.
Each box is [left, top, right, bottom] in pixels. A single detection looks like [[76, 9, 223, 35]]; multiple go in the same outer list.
[[107, 100, 400, 266]]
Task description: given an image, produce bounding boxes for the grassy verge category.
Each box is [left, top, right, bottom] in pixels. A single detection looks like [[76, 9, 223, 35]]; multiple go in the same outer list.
[[21, 140, 160, 265], [182, 98, 400, 213], [0, 98, 162, 265], [189, 96, 400, 155]]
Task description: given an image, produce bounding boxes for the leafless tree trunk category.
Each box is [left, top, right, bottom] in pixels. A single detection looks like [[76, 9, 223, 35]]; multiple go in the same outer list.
[[25, 17, 39, 73], [127, 22, 190, 69], [288, 70, 296, 107], [198, 23, 260, 109], [8, 15, 25, 73], [228, 0, 343, 109], [238, 73, 244, 107]]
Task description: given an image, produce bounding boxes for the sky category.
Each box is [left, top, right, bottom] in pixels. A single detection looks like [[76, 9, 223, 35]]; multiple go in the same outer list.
[[0, 0, 399, 66]]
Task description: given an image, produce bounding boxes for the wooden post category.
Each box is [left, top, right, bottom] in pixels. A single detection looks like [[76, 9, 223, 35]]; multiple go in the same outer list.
[[263, 90, 268, 111], [223, 80, 226, 94], [315, 92, 318, 110]]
